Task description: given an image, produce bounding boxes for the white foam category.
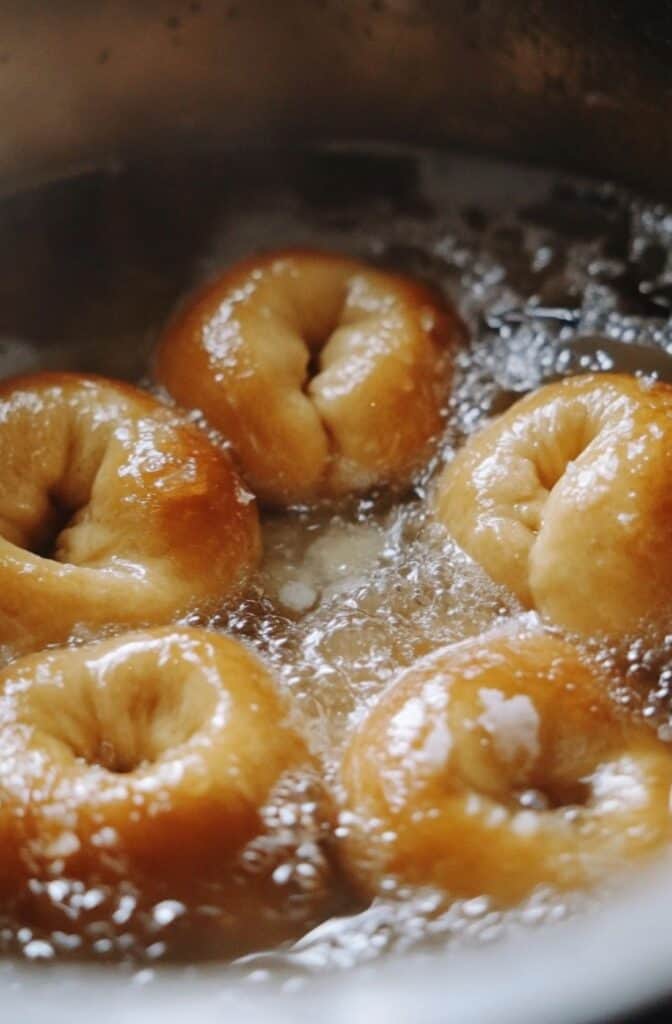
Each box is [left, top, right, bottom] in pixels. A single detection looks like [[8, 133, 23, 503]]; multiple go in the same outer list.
[[477, 689, 540, 769]]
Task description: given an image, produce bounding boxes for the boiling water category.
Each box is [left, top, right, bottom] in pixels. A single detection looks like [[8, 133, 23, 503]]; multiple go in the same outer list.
[[1, 145, 672, 974]]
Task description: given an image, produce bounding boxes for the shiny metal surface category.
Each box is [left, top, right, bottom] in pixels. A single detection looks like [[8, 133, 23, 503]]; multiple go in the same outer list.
[[1, 1, 672, 196], [2, 1, 672, 1020]]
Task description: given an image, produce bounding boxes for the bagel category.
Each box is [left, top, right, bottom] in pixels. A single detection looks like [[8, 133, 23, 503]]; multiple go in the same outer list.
[[0, 627, 333, 953], [0, 372, 261, 654], [339, 629, 672, 906], [155, 248, 463, 505], [433, 373, 672, 638]]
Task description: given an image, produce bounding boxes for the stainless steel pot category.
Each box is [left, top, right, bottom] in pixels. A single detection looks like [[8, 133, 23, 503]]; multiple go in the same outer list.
[[2, 2, 672, 1020], [3, 0, 672, 198]]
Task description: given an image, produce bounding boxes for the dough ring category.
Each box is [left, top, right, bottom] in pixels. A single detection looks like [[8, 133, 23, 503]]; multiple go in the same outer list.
[[0, 372, 261, 654], [156, 248, 463, 504]]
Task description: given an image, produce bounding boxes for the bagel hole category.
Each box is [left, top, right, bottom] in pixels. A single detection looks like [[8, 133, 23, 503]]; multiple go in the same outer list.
[[299, 282, 348, 386], [88, 673, 214, 774], [516, 778, 591, 811], [301, 343, 339, 456], [29, 663, 214, 775], [29, 493, 78, 559], [94, 738, 135, 774], [82, 723, 200, 775], [305, 348, 323, 385], [533, 406, 595, 495], [299, 339, 326, 399], [51, 721, 152, 775]]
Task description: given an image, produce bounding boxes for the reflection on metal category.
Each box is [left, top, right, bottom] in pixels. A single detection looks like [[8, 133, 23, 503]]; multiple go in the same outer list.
[[0, 2, 671, 196]]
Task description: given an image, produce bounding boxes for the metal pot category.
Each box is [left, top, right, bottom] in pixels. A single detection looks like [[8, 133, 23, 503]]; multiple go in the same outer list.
[[2, 2, 672, 1021]]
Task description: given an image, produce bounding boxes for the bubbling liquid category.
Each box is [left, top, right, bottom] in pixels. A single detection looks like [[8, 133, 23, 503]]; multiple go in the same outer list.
[[0, 145, 672, 973], [224, 506, 516, 759]]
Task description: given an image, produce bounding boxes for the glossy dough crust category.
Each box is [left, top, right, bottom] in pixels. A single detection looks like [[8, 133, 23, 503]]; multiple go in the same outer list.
[[0, 627, 333, 950], [0, 373, 261, 654], [155, 249, 463, 505], [434, 374, 672, 638], [339, 630, 672, 905]]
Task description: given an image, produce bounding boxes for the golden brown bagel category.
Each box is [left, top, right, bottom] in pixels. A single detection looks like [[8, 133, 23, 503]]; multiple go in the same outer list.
[[155, 249, 462, 505], [339, 629, 672, 906], [433, 373, 672, 638], [0, 373, 261, 654], [0, 627, 333, 953]]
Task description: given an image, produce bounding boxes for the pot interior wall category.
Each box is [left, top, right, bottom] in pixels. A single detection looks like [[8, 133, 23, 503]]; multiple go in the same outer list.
[[1, 1, 672, 198]]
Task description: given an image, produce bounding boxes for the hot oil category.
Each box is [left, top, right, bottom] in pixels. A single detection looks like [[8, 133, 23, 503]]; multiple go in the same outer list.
[[0, 146, 672, 973], [222, 504, 515, 758]]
